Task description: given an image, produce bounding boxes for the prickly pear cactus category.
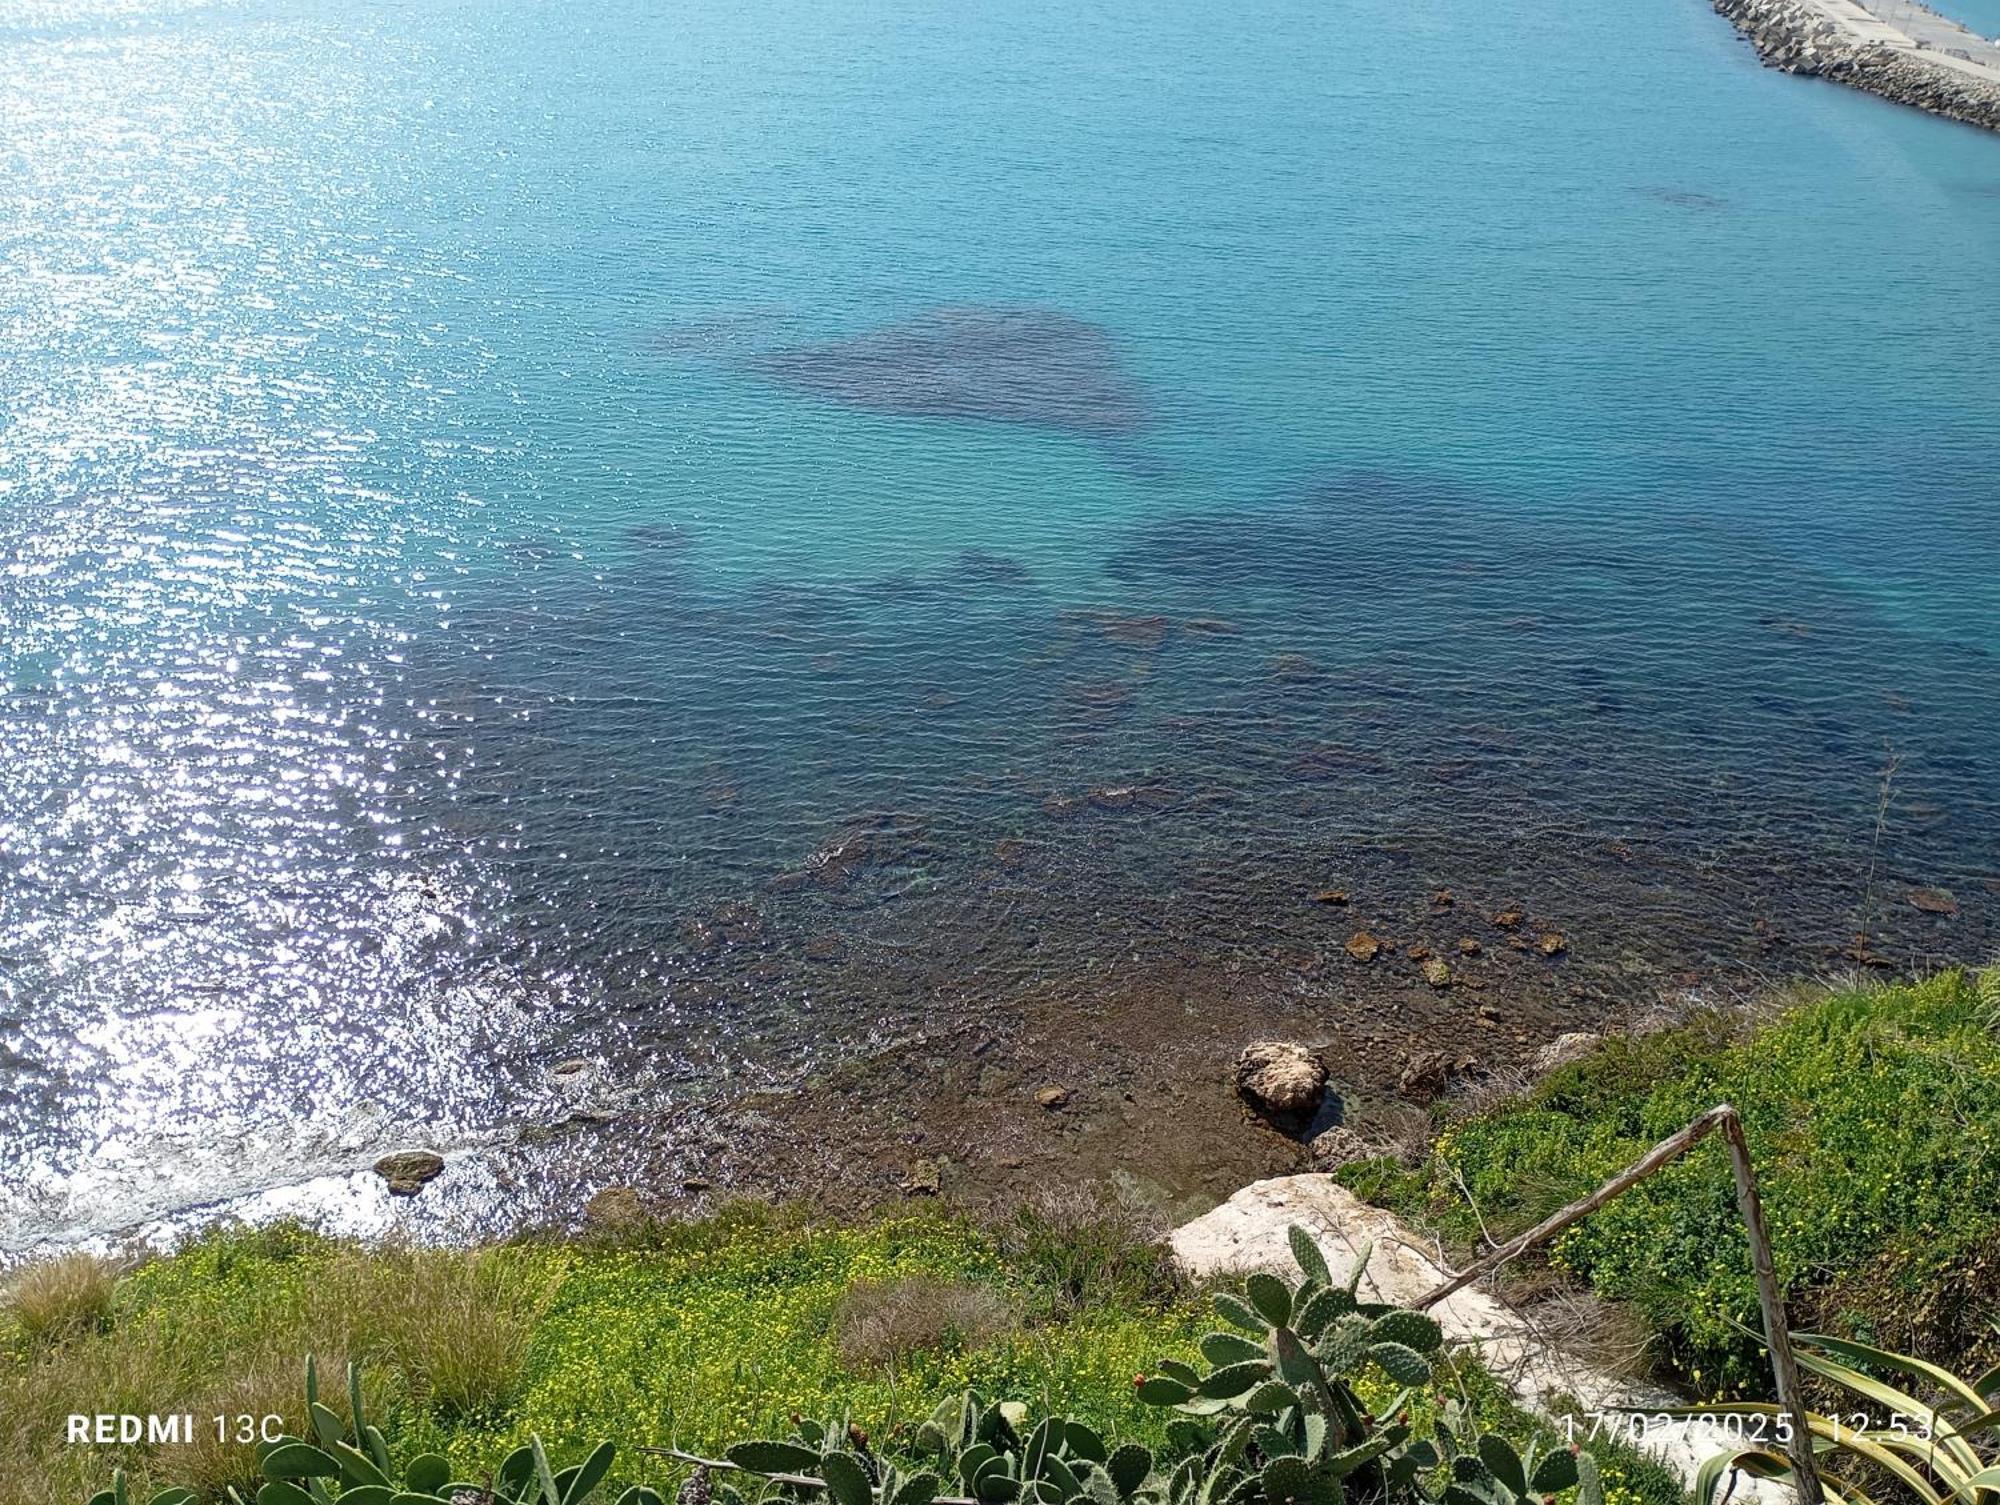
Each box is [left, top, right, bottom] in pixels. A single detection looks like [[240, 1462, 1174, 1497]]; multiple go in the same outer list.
[[1134, 1225, 1599, 1505]]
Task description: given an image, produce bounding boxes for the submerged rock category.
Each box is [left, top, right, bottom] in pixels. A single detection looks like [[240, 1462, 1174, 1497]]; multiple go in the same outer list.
[[1234, 1042, 1327, 1118], [1537, 931, 1569, 957], [1909, 887, 1959, 916], [1344, 931, 1381, 963], [803, 932, 848, 962], [1420, 957, 1453, 988], [373, 1149, 445, 1196], [1097, 613, 1172, 650], [1312, 888, 1350, 906]]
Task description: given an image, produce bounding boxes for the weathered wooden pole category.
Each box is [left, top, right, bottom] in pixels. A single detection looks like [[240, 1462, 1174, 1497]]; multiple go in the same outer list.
[[1719, 1107, 1824, 1505], [1410, 1103, 1824, 1505]]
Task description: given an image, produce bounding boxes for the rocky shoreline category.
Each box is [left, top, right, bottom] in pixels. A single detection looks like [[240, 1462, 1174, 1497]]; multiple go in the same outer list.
[[1715, 0, 2000, 131]]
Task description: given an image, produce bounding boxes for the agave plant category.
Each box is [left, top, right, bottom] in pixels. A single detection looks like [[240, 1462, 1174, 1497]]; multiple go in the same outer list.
[[91, 1356, 659, 1505], [1135, 1225, 1602, 1505], [1674, 1332, 2000, 1505]]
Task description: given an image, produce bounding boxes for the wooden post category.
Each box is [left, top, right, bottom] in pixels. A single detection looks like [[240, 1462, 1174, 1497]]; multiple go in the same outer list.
[[1720, 1108, 1825, 1505], [1409, 1103, 1825, 1505], [1411, 1106, 1734, 1311]]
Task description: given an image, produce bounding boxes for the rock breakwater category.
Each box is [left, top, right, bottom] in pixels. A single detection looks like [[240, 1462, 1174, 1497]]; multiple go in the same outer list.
[[1716, 0, 2000, 130]]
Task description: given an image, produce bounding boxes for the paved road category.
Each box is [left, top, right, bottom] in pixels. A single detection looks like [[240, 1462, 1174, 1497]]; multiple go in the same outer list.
[[1817, 0, 2000, 80], [1870, 0, 2000, 49]]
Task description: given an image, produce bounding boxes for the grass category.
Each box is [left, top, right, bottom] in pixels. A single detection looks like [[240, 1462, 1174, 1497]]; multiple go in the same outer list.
[[4, 1251, 119, 1347], [0, 1196, 1687, 1505], [833, 1274, 1016, 1372], [1336, 967, 2000, 1396]]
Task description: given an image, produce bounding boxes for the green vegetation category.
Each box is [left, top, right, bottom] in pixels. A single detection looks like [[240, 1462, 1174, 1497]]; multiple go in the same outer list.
[[710, 1223, 1610, 1505], [4, 1201, 1682, 1505], [1337, 968, 2000, 1395]]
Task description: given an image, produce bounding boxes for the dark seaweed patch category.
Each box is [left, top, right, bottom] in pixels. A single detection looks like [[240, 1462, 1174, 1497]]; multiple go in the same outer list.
[[737, 306, 1146, 438]]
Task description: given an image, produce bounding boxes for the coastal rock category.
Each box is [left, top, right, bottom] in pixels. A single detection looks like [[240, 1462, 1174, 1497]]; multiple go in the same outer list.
[[1457, 937, 1483, 956], [1343, 931, 1381, 963], [1533, 1032, 1603, 1073], [1909, 886, 1958, 916], [1431, 888, 1454, 909], [1312, 888, 1350, 906], [1420, 958, 1453, 988], [1537, 931, 1568, 956], [1492, 907, 1524, 929], [584, 1185, 645, 1227], [1307, 1126, 1373, 1169], [373, 1149, 445, 1196], [1397, 1049, 1477, 1104], [1234, 1042, 1328, 1118], [1034, 1084, 1071, 1109]]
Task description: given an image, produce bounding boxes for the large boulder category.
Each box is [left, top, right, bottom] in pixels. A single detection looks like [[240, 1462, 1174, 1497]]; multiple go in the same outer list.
[[1234, 1042, 1327, 1118]]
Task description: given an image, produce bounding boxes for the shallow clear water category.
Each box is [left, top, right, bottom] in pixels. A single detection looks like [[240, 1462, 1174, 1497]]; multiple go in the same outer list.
[[3, 0, 1998, 1246]]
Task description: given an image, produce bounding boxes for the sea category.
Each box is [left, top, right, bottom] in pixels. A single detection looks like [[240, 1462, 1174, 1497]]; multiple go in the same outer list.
[[3, 0, 1998, 1249]]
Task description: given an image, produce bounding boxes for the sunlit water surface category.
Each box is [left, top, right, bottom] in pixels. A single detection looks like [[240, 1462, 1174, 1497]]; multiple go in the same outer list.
[[3, 0, 1998, 1246]]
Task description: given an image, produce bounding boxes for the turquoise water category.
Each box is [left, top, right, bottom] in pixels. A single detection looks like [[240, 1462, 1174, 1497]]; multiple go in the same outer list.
[[2, 0, 1998, 1243]]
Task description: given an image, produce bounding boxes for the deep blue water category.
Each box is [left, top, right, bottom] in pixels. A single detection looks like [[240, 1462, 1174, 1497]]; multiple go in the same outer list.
[[2, 0, 1998, 1245]]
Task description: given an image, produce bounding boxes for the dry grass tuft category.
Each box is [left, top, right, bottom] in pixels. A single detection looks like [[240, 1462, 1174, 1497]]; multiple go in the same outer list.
[[3, 1252, 120, 1347], [151, 1344, 310, 1501], [835, 1274, 1014, 1371], [1517, 1282, 1657, 1382], [996, 1183, 1181, 1311], [0, 1321, 186, 1505], [303, 1244, 561, 1422]]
